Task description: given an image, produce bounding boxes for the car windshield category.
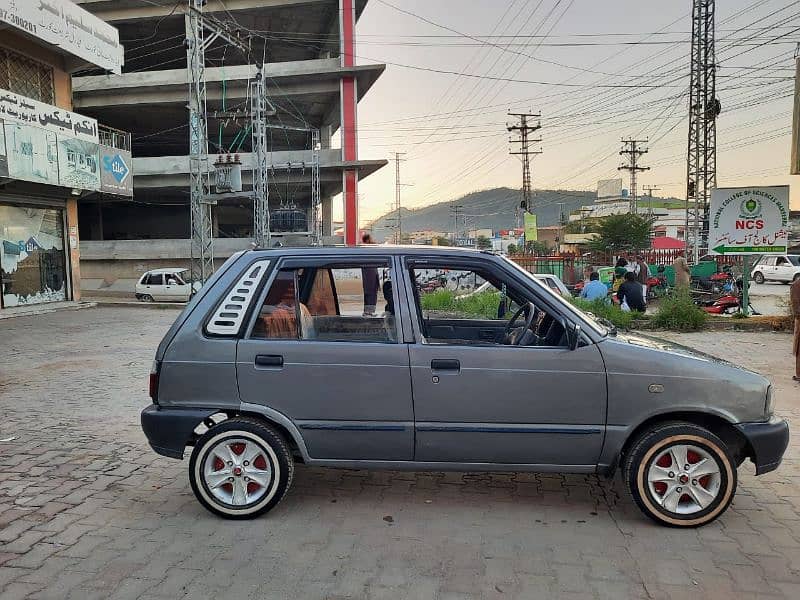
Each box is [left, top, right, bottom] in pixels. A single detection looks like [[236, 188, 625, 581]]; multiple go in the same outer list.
[[498, 255, 608, 336], [788, 256, 800, 266]]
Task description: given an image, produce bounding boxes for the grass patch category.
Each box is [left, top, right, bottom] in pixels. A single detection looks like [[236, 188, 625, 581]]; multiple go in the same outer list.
[[420, 289, 501, 320]]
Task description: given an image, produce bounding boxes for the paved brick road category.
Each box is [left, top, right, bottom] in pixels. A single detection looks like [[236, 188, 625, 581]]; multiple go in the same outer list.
[[0, 308, 798, 599]]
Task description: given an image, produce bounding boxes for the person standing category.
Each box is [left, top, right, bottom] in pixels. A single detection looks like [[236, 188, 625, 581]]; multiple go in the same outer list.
[[791, 276, 800, 382], [617, 271, 647, 313], [636, 254, 651, 302], [673, 250, 691, 289], [361, 233, 380, 316]]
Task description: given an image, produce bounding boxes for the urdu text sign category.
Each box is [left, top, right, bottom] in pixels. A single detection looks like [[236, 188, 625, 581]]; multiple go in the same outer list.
[[708, 186, 790, 255]]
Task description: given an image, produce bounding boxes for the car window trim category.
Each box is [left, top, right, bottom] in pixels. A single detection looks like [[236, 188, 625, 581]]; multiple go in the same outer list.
[[246, 256, 401, 344], [403, 256, 572, 349]]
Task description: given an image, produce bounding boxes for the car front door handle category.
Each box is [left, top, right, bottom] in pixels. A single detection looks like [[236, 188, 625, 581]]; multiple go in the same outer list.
[[255, 354, 284, 369], [431, 359, 460, 372]]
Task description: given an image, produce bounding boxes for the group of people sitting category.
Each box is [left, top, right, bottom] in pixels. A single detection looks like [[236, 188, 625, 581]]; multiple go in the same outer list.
[[579, 254, 649, 313]]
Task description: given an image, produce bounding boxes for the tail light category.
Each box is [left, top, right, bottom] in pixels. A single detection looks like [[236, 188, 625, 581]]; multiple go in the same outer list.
[[149, 360, 161, 403]]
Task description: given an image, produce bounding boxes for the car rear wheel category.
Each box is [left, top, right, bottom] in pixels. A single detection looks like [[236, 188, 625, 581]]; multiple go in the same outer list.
[[753, 272, 765, 284], [139, 294, 154, 302], [189, 418, 294, 519], [624, 422, 737, 527]]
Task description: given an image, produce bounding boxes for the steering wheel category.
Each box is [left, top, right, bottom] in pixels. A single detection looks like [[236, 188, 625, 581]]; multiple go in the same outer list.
[[503, 302, 536, 345]]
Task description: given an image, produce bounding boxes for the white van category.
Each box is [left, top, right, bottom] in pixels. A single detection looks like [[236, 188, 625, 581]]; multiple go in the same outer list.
[[135, 269, 197, 302]]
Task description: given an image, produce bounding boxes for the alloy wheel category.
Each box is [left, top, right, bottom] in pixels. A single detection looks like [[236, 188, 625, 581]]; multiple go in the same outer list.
[[646, 443, 721, 515]]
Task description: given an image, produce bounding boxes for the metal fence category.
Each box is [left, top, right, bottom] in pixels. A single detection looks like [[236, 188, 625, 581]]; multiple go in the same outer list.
[[510, 250, 744, 286]]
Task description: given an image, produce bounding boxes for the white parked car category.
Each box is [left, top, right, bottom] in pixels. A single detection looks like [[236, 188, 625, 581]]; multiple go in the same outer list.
[[135, 268, 198, 302], [750, 255, 800, 284], [462, 273, 571, 299]]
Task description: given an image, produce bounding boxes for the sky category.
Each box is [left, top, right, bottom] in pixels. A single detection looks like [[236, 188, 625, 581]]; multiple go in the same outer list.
[[342, 0, 799, 227]]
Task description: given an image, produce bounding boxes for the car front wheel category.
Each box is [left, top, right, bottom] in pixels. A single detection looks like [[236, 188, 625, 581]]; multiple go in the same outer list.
[[189, 417, 294, 519], [753, 272, 765, 284], [624, 422, 737, 527]]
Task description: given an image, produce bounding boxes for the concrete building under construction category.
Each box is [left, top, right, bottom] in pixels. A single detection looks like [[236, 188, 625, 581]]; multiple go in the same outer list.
[[73, 0, 385, 288]]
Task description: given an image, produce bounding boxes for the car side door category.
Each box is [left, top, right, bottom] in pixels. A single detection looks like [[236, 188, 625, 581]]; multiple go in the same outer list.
[[402, 256, 607, 468], [774, 256, 791, 282], [236, 255, 414, 462], [147, 273, 165, 300]]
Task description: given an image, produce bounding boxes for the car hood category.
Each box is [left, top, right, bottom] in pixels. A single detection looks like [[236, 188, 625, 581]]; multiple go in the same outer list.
[[605, 331, 744, 369]]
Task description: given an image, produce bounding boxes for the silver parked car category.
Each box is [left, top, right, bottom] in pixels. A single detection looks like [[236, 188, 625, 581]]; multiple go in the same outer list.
[[141, 247, 788, 526]]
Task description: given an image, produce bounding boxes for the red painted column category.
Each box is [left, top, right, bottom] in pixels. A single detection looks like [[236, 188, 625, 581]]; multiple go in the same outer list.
[[340, 0, 359, 245]]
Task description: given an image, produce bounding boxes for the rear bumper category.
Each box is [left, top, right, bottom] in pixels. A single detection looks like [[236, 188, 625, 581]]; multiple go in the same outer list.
[[140, 404, 217, 459], [735, 417, 790, 475]]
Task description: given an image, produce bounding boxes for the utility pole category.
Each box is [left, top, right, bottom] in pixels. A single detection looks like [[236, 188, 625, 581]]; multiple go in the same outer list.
[[642, 185, 661, 217], [790, 42, 799, 175], [250, 73, 270, 249], [686, 0, 720, 262], [450, 203, 463, 245], [507, 111, 542, 226], [618, 139, 650, 214], [186, 0, 247, 284], [394, 152, 406, 244], [557, 201, 566, 252]]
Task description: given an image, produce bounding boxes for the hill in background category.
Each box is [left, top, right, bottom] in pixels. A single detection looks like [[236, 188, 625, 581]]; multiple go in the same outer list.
[[368, 187, 685, 242], [368, 187, 595, 242]]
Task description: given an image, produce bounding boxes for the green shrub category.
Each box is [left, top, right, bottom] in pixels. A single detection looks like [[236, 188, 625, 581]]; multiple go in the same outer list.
[[570, 297, 641, 330], [651, 289, 707, 331]]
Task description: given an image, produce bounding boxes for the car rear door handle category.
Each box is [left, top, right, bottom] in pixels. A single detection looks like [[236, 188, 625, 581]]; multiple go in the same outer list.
[[431, 359, 460, 372], [255, 354, 284, 369]]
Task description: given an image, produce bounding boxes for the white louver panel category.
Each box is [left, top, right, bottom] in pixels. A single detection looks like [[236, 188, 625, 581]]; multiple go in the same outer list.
[[206, 260, 271, 335]]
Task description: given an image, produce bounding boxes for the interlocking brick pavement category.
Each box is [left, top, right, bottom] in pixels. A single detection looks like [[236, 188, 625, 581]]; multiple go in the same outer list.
[[0, 308, 798, 599]]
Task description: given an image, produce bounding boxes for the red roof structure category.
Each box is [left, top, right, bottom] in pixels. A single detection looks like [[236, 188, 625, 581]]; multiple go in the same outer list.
[[651, 236, 686, 250]]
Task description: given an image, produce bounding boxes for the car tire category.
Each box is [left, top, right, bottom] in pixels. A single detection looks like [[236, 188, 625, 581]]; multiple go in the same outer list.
[[753, 272, 765, 284], [189, 417, 294, 519], [140, 294, 154, 302], [624, 422, 737, 527], [793, 274, 800, 283]]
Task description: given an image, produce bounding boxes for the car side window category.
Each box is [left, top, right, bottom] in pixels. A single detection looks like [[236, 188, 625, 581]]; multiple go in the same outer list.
[[251, 261, 397, 343], [252, 270, 299, 339], [141, 274, 151, 285], [150, 274, 163, 286], [410, 264, 568, 348]]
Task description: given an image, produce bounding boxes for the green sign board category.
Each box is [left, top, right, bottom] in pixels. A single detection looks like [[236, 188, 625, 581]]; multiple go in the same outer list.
[[708, 186, 790, 255]]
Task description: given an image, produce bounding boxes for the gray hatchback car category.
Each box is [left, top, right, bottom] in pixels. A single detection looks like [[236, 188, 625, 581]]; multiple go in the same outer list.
[[141, 247, 789, 527]]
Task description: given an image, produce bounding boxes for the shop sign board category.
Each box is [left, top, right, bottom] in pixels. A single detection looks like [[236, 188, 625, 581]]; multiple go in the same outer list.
[[708, 186, 790, 255], [99, 145, 132, 196], [57, 137, 100, 190], [4, 122, 59, 185], [0, 88, 98, 143], [0, 0, 124, 74], [0, 118, 7, 177]]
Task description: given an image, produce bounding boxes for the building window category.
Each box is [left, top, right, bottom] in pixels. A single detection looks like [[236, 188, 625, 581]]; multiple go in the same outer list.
[[0, 47, 55, 104]]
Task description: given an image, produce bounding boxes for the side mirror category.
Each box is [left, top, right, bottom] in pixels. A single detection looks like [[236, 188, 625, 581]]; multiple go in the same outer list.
[[569, 324, 582, 351]]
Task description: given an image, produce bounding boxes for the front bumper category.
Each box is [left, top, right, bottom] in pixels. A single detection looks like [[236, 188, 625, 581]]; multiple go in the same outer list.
[[735, 417, 790, 475], [141, 404, 217, 459]]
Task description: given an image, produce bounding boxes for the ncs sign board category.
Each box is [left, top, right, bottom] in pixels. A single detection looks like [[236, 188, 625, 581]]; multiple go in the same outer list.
[[708, 186, 790, 255]]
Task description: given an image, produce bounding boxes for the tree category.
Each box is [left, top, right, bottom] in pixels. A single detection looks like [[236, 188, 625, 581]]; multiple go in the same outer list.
[[525, 240, 551, 255], [476, 235, 492, 250], [434, 236, 451, 246], [588, 213, 655, 253], [506, 243, 518, 255]]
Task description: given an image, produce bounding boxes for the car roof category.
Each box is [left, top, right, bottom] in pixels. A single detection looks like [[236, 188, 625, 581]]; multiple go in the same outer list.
[[247, 245, 492, 259], [144, 268, 188, 274]]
